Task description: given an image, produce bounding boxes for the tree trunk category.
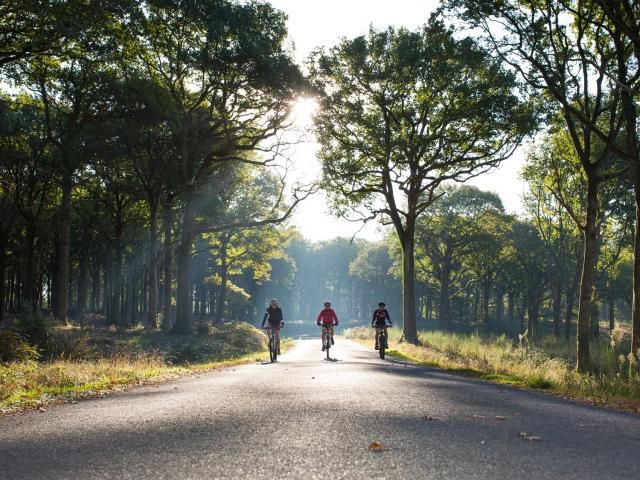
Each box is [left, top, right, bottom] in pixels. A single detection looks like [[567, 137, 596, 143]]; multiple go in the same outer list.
[[576, 176, 598, 373], [76, 251, 88, 326], [162, 201, 173, 331], [565, 273, 577, 340], [147, 198, 159, 329], [438, 253, 451, 330], [609, 298, 615, 333], [401, 234, 418, 343], [552, 282, 562, 337], [172, 186, 196, 334], [215, 245, 228, 326], [0, 230, 6, 321], [632, 178, 640, 360], [54, 169, 72, 324], [482, 276, 490, 328], [22, 224, 37, 310], [507, 292, 514, 323], [495, 290, 504, 334], [90, 258, 100, 313]]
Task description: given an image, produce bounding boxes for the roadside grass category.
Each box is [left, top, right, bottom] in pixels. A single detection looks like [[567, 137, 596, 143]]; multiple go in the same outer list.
[[0, 322, 281, 414], [344, 327, 640, 412]]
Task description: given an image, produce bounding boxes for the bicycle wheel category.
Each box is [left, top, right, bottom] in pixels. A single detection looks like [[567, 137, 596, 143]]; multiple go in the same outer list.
[[269, 337, 276, 363], [379, 334, 386, 359], [325, 333, 330, 359]]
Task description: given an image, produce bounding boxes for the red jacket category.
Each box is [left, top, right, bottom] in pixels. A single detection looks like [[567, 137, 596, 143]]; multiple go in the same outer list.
[[317, 308, 338, 325]]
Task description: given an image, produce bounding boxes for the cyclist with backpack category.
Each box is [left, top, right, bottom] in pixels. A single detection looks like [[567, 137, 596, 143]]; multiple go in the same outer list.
[[262, 298, 284, 354], [316, 301, 338, 351], [371, 301, 392, 350]]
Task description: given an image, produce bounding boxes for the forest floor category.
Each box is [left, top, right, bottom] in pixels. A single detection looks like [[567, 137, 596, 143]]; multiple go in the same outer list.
[[0, 320, 282, 414], [344, 327, 640, 413]]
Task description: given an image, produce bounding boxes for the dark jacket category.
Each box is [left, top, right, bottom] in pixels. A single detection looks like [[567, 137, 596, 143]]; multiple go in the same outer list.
[[371, 308, 391, 327], [262, 306, 283, 327]]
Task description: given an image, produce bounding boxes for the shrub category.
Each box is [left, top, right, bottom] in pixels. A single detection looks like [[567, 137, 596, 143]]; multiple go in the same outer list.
[[16, 309, 50, 347], [0, 329, 39, 362], [45, 332, 97, 360]]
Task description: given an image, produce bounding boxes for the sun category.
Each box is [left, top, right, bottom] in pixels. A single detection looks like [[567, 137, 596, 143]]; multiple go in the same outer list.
[[290, 96, 319, 128]]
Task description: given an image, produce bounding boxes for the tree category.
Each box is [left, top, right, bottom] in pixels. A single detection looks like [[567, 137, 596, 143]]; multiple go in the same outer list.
[[137, 0, 306, 334], [414, 186, 505, 330], [309, 18, 533, 342], [446, 0, 627, 371]]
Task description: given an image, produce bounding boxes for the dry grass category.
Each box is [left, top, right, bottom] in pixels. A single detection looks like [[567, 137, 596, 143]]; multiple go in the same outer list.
[[0, 322, 276, 413], [344, 326, 640, 412]]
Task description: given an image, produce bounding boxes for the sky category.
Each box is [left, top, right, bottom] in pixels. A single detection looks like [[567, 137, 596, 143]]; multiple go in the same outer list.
[[269, 0, 529, 241]]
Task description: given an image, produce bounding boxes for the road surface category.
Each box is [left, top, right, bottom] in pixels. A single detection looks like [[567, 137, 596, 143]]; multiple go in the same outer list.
[[1, 339, 640, 479]]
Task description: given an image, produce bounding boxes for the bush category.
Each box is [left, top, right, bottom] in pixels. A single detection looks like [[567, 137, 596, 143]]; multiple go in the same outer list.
[[16, 309, 50, 347], [0, 329, 39, 362], [45, 332, 97, 360]]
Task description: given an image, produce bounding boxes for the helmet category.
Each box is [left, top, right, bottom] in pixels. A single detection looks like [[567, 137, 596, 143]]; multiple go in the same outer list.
[[378, 301, 386, 307], [324, 301, 331, 306], [270, 298, 278, 304]]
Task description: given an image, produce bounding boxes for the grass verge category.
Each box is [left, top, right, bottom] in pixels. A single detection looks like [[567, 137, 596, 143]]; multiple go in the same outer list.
[[0, 322, 286, 414], [344, 327, 640, 413]]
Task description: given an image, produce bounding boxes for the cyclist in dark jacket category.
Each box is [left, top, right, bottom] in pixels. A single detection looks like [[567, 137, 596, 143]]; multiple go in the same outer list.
[[371, 301, 392, 350], [262, 298, 284, 354]]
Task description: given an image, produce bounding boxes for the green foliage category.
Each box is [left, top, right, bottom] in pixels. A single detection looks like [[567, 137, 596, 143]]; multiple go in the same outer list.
[[0, 329, 39, 362], [16, 310, 50, 348]]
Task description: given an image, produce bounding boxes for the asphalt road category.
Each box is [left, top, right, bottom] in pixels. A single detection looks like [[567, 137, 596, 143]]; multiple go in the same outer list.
[[2, 339, 640, 480]]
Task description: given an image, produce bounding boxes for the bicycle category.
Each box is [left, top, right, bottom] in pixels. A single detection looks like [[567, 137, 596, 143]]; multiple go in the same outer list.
[[265, 326, 279, 363], [321, 323, 334, 359], [374, 324, 391, 359], [377, 326, 389, 359]]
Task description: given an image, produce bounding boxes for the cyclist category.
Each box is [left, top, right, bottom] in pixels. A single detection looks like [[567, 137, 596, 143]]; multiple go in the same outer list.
[[262, 298, 284, 354], [316, 301, 338, 351], [371, 301, 392, 350]]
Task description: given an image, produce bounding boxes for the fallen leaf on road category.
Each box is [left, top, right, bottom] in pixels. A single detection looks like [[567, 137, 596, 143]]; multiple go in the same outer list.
[[472, 414, 486, 419], [495, 416, 506, 421], [519, 432, 543, 441], [37, 407, 46, 413], [368, 442, 391, 451]]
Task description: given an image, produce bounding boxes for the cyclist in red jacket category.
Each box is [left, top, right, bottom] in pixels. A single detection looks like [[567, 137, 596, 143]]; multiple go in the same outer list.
[[316, 301, 338, 351]]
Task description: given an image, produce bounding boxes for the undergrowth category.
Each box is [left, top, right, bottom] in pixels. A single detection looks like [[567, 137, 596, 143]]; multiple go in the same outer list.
[[0, 321, 272, 413], [344, 326, 640, 412]]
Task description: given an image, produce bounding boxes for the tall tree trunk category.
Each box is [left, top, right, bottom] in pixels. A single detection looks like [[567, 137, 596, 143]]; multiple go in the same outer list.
[[90, 258, 100, 313], [565, 272, 577, 340], [553, 281, 562, 337], [215, 245, 228, 326], [76, 251, 88, 326], [609, 298, 615, 333], [495, 290, 504, 334], [22, 224, 37, 310], [147, 198, 159, 329], [162, 201, 173, 331], [482, 276, 490, 328], [438, 251, 451, 330], [507, 292, 514, 323], [576, 176, 598, 373], [401, 233, 418, 343], [0, 230, 6, 321], [632, 177, 640, 360], [173, 186, 196, 334], [54, 169, 72, 324]]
